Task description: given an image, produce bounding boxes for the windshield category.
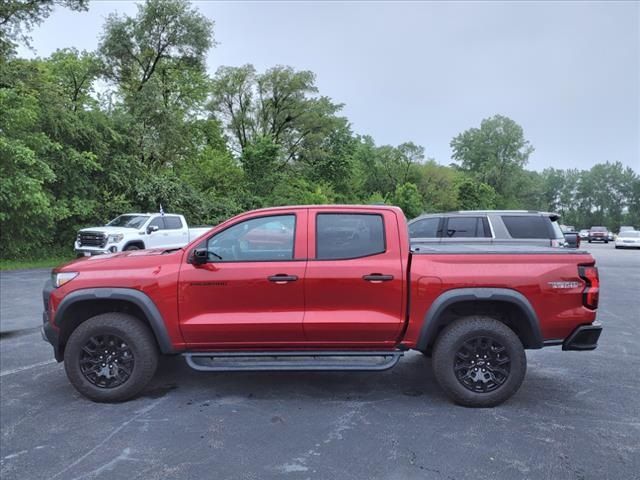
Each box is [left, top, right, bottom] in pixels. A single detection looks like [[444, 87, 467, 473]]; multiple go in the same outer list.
[[107, 215, 150, 229], [621, 231, 640, 238], [591, 226, 607, 232]]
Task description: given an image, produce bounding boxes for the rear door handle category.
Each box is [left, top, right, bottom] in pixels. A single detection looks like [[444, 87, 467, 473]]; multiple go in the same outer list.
[[268, 274, 299, 284], [362, 274, 394, 283]]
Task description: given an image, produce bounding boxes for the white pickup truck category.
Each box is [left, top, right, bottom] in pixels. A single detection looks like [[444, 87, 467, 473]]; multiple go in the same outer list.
[[75, 213, 211, 256]]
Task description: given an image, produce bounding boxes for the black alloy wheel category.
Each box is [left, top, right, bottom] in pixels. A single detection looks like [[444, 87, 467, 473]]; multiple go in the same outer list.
[[80, 334, 135, 388], [454, 336, 510, 393]]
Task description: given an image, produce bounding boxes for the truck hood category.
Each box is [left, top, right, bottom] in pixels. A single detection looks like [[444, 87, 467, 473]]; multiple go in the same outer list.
[[56, 248, 180, 272], [78, 226, 142, 235]]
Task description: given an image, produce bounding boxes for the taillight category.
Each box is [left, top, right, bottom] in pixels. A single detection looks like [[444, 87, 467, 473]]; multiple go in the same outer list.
[[578, 265, 599, 309]]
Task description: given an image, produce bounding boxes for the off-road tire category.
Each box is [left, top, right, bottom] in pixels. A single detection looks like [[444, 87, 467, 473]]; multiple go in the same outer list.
[[432, 316, 526, 408], [64, 313, 158, 402]]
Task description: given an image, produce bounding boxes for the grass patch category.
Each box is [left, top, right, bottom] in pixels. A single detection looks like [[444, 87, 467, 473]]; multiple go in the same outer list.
[[0, 256, 74, 271]]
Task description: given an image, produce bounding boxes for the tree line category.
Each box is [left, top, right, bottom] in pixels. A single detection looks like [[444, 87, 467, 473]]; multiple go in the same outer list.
[[1, 0, 638, 259]]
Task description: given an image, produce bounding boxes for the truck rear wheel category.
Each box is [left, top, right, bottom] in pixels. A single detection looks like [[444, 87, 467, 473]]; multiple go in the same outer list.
[[432, 316, 526, 408], [64, 313, 158, 402]]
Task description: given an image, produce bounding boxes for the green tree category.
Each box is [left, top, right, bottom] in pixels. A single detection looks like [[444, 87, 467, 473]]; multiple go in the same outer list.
[[391, 182, 423, 219], [456, 177, 497, 210], [49, 48, 102, 111], [209, 64, 345, 164], [0, 0, 88, 58], [451, 115, 533, 204], [99, 0, 214, 168], [416, 160, 460, 212], [0, 86, 55, 257]]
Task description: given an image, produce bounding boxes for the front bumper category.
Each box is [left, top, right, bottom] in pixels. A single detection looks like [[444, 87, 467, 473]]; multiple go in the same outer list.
[[75, 246, 118, 256], [562, 321, 602, 351], [42, 280, 63, 362]]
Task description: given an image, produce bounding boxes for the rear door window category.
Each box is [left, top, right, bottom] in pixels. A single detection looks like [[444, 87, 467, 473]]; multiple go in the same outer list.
[[316, 214, 385, 260], [164, 216, 183, 229], [409, 218, 441, 238], [444, 217, 489, 238], [502, 216, 551, 239]]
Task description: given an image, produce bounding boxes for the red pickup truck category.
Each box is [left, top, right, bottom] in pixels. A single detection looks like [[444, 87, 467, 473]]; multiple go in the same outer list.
[[42, 205, 602, 407]]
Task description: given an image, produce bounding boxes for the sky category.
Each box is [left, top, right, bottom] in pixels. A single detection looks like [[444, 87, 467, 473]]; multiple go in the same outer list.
[[17, 0, 640, 173]]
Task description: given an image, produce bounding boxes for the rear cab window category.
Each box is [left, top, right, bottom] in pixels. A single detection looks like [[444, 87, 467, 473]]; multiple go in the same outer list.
[[164, 216, 183, 229], [316, 213, 385, 260]]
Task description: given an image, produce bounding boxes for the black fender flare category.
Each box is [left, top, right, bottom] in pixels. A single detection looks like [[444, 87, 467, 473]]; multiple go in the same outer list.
[[122, 240, 145, 251], [54, 288, 176, 354], [416, 287, 543, 351]]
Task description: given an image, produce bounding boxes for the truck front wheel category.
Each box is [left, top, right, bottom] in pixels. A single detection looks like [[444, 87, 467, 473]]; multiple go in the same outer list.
[[63, 313, 158, 402], [432, 316, 526, 408]]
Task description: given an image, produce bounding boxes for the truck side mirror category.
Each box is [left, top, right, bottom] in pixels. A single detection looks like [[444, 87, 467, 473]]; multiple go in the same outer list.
[[147, 225, 159, 235], [192, 248, 208, 265]]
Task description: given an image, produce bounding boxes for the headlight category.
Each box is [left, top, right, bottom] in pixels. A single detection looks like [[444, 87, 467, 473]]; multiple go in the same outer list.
[[108, 233, 124, 244], [52, 272, 78, 288]]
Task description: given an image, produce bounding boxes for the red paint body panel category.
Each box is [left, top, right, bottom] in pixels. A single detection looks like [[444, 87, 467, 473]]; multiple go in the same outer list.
[[52, 205, 598, 352], [403, 253, 597, 348], [303, 208, 405, 346]]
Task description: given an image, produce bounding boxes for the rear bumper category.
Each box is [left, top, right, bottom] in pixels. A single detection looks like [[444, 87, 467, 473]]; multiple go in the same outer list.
[[562, 321, 602, 351]]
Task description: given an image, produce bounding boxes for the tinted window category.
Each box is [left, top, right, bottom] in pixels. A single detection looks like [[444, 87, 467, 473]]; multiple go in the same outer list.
[[148, 217, 165, 230], [409, 218, 440, 238], [591, 226, 607, 232], [207, 215, 295, 262], [316, 214, 385, 260], [502, 216, 551, 239], [444, 217, 489, 238], [164, 216, 183, 229]]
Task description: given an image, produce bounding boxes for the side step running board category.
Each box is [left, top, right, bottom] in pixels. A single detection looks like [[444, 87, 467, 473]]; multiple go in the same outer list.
[[183, 350, 404, 372]]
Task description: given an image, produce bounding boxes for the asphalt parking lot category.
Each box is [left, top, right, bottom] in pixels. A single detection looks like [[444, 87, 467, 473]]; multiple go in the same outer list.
[[1, 243, 639, 480]]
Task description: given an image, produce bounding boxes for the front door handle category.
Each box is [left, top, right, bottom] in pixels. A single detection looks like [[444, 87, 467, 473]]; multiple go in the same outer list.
[[268, 274, 298, 284], [362, 274, 394, 283]]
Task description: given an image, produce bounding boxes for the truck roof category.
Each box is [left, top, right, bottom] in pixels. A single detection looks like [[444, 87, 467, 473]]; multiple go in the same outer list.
[[245, 204, 405, 214]]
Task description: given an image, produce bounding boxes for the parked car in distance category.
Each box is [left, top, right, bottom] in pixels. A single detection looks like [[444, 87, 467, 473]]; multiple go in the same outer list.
[[579, 229, 590, 240], [614, 230, 640, 249], [44, 205, 602, 407], [409, 210, 566, 248], [75, 213, 211, 256], [560, 225, 580, 249], [588, 226, 609, 243]]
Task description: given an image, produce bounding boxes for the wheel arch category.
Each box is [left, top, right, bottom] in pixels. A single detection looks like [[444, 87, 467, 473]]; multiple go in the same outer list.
[[122, 240, 145, 251], [54, 288, 176, 357], [416, 288, 543, 353]]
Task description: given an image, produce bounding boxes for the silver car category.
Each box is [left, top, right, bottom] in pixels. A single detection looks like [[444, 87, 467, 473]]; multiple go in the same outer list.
[[408, 210, 566, 248]]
